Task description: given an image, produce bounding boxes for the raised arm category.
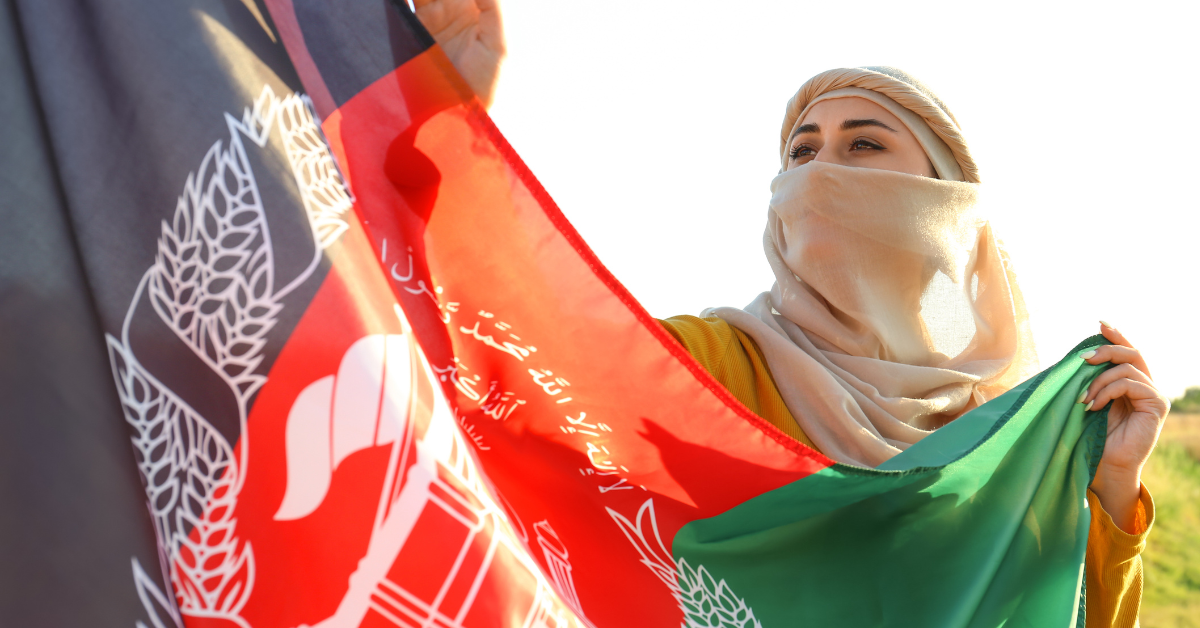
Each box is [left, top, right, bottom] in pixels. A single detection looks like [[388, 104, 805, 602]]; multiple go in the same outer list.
[[413, 0, 506, 108]]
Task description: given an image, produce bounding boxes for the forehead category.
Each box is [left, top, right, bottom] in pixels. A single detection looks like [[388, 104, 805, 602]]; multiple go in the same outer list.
[[797, 96, 906, 131]]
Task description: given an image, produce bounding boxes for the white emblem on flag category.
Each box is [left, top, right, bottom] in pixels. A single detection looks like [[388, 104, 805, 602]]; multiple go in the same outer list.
[[608, 499, 763, 628], [108, 84, 353, 628], [283, 331, 589, 628]]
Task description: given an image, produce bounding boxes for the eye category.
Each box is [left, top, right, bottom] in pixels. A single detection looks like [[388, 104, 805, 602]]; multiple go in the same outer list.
[[850, 138, 885, 152], [789, 143, 816, 160]]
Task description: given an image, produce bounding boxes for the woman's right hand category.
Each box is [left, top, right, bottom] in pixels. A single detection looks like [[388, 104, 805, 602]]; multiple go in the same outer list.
[[413, 0, 506, 108]]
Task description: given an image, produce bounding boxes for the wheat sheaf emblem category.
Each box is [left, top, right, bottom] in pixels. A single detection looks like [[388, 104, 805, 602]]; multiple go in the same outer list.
[[106, 85, 351, 628], [608, 499, 763, 628]]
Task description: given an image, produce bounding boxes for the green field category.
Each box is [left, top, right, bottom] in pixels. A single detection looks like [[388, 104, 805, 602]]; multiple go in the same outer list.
[[1140, 412, 1200, 627]]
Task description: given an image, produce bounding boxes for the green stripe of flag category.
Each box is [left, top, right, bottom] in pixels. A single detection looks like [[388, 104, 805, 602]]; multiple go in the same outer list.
[[673, 336, 1112, 627]]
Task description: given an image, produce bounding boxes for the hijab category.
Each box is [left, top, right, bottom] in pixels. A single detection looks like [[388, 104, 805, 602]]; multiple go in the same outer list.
[[706, 67, 1038, 467]]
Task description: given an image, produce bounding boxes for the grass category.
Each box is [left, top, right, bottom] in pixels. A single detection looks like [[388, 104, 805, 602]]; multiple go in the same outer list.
[[1139, 412, 1200, 627]]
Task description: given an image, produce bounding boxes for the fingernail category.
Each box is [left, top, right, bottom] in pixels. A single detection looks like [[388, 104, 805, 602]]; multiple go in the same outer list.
[[1085, 400, 1095, 411], [1077, 390, 1087, 404], [1081, 350, 1097, 360], [1100, 320, 1115, 330]]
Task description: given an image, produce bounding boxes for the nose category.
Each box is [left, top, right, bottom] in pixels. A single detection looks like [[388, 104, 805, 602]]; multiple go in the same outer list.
[[814, 148, 849, 167]]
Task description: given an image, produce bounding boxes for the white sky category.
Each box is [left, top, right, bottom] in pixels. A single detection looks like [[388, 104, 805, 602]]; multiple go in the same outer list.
[[488, 0, 1200, 398]]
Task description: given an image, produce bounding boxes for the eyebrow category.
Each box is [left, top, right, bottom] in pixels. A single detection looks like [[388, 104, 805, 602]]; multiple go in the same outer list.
[[791, 123, 820, 139], [790, 118, 899, 142], [840, 118, 898, 132]]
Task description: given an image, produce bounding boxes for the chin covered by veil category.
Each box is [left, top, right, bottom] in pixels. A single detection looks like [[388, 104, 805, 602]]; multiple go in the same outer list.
[[706, 67, 1039, 468]]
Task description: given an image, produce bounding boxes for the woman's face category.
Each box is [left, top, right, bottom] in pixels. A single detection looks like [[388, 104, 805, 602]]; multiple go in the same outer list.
[[785, 97, 936, 177]]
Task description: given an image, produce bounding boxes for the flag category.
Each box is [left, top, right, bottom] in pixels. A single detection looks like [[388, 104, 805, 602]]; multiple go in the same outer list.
[[0, 1, 1109, 626]]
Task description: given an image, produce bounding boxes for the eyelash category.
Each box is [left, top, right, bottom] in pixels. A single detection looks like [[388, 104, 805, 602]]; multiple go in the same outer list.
[[851, 139, 884, 151], [789, 139, 886, 159], [788, 144, 814, 159]]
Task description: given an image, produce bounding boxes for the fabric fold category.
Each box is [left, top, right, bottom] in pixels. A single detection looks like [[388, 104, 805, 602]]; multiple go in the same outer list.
[[710, 162, 1037, 467]]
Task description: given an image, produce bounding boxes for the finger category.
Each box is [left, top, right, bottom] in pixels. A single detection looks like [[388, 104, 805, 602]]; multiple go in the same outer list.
[[1081, 344, 1151, 376], [1086, 378, 1163, 412], [413, 0, 450, 32], [476, 0, 506, 52], [415, 0, 475, 34], [1082, 364, 1153, 403], [1099, 321, 1134, 350]]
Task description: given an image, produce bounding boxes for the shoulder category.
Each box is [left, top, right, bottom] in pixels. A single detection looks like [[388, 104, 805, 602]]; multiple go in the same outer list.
[[658, 315, 738, 373], [659, 314, 733, 348]]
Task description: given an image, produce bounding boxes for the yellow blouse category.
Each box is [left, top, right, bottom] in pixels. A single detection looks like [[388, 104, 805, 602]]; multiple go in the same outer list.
[[661, 314, 1154, 628]]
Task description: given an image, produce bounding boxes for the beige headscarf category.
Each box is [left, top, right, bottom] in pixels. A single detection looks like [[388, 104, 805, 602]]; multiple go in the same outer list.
[[707, 67, 1037, 468]]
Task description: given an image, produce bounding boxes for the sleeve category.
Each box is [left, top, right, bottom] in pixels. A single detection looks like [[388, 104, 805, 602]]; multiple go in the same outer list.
[[1084, 484, 1154, 628], [658, 315, 736, 376], [659, 315, 816, 447]]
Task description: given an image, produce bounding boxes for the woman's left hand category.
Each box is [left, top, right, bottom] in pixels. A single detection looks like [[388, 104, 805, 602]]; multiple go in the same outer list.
[[1081, 322, 1170, 533]]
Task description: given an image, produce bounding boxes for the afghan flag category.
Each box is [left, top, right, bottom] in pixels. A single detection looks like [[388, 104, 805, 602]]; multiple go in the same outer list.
[[0, 1, 1109, 626]]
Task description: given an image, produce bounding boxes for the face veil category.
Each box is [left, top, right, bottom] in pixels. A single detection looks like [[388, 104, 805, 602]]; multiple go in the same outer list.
[[706, 68, 1038, 468]]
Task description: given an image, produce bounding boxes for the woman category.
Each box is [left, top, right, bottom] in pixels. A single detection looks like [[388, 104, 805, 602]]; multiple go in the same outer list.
[[414, 2, 1168, 626]]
